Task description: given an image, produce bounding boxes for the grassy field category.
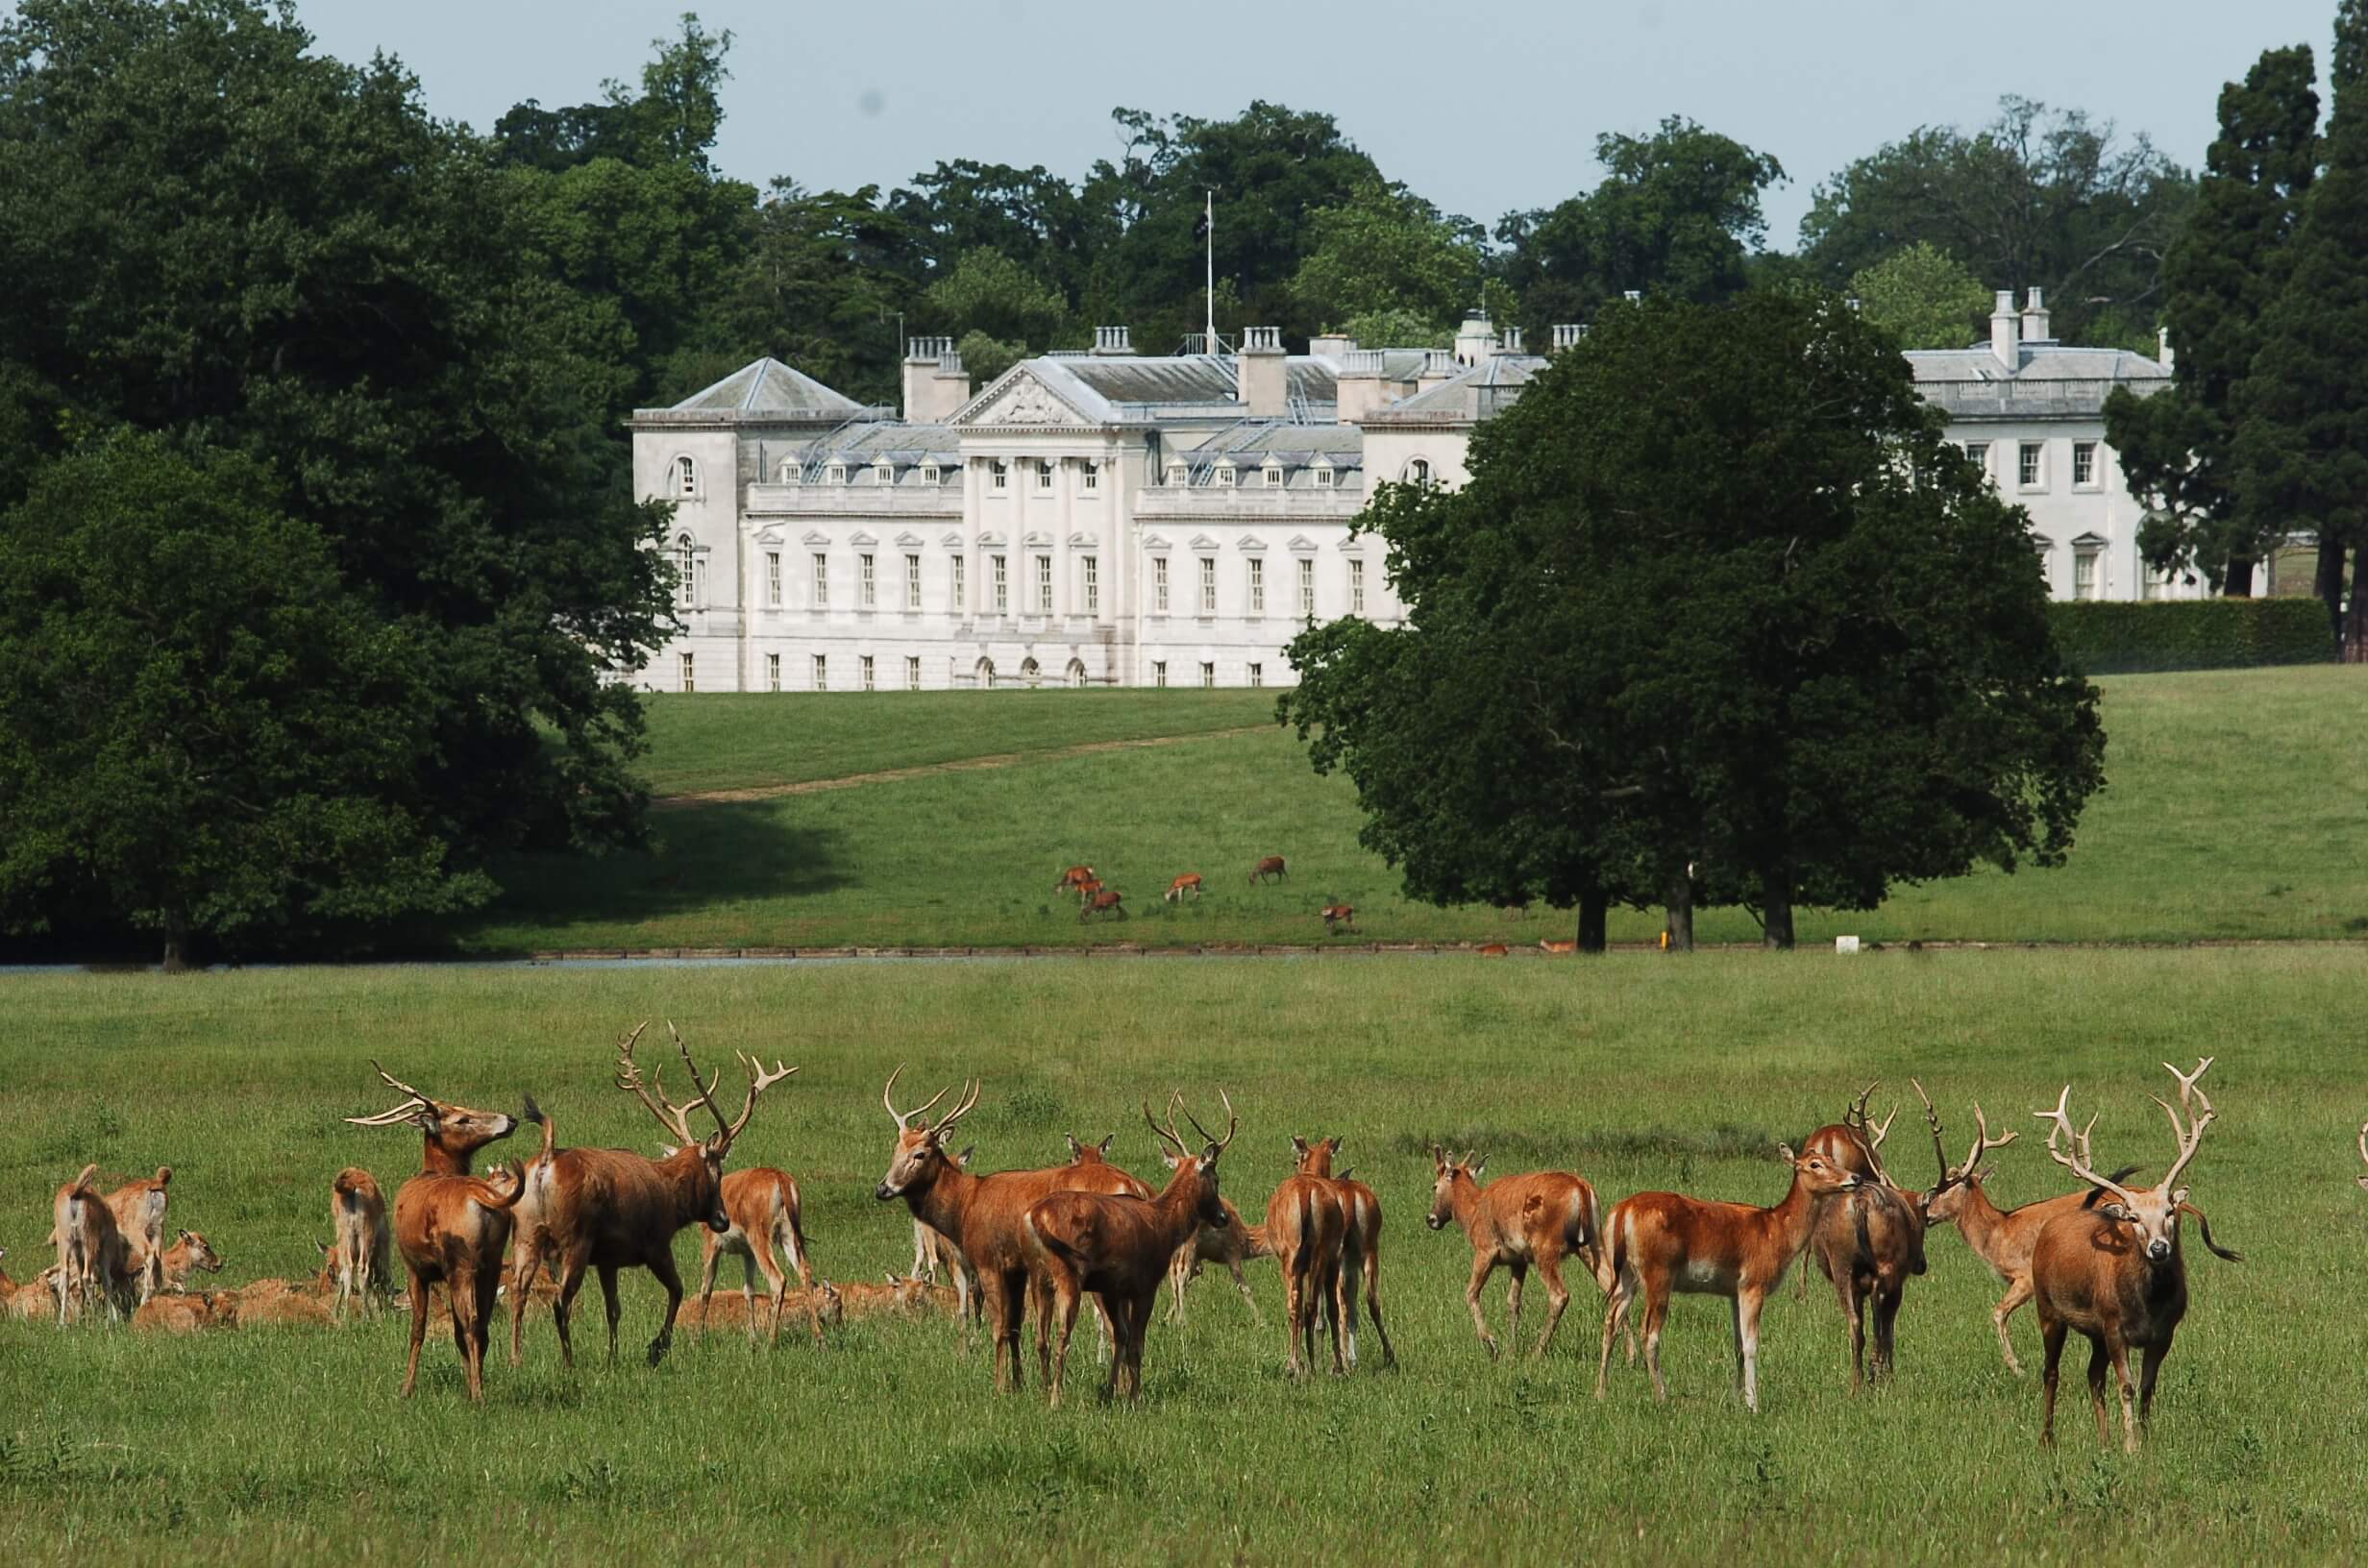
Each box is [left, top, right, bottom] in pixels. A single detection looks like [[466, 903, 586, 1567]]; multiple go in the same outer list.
[[3, 949, 2364, 1565], [464, 665, 2368, 953]]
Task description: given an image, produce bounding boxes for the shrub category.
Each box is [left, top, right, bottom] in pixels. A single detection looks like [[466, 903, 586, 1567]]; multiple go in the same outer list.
[[2045, 600, 2335, 674]]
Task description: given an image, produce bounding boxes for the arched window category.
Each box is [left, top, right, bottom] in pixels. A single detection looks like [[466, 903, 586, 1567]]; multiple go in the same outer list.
[[675, 533, 697, 608], [1020, 656, 1042, 688], [1403, 457, 1432, 488], [674, 455, 698, 498], [974, 656, 996, 689], [1066, 657, 1088, 689]]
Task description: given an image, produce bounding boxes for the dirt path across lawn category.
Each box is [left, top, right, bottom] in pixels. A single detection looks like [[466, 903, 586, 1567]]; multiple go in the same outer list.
[[654, 724, 1272, 807]]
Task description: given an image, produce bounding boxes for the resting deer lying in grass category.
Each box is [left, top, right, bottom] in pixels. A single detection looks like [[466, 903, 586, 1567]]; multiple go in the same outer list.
[[328, 1167, 391, 1319], [1165, 1196, 1269, 1324], [156, 1231, 223, 1293], [680, 1278, 844, 1333], [2028, 1061, 2241, 1452], [345, 1061, 527, 1400], [1595, 1144, 1862, 1412], [833, 1273, 949, 1321], [1292, 1136, 1394, 1369], [1426, 1146, 1606, 1362], [509, 1022, 794, 1370], [695, 1165, 824, 1347]]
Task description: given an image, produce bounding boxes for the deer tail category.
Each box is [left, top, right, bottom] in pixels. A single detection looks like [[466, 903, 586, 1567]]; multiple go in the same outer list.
[[476, 1162, 530, 1213], [1292, 1188, 1316, 1279], [2180, 1201, 2243, 1262]]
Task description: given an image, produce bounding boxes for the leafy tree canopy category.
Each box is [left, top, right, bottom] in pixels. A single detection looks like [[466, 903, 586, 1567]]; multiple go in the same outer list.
[[1848, 241, 1992, 350], [1292, 182, 1484, 337], [924, 247, 1070, 349]]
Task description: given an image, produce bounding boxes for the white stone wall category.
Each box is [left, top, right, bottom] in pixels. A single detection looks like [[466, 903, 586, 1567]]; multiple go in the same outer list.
[[1950, 420, 2208, 603]]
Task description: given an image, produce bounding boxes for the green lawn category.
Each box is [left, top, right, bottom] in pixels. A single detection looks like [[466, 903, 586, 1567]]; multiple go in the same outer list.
[[467, 664, 2368, 952], [1, 950, 2361, 1564]]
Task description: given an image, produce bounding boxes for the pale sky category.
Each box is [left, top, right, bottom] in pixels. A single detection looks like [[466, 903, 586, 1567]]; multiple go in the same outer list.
[[303, 0, 2338, 246]]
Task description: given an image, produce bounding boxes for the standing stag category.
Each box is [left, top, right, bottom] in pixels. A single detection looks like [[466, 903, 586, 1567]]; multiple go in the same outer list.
[[345, 1063, 527, 1400], [1803, 1083, 1937, 1389], [908, 1143, 974, 1311], [1024, 1093, 1237, 1405], [2028, 1061, 2241, 1452], [1594, 1144, 1862, 1412], [1425, 1147, 1605, 1362], [507, 1022, 795, 1370], [1292, 1136, 1394, 1368]]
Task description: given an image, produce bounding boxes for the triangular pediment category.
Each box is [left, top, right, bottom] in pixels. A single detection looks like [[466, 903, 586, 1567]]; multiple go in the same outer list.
[[752, 527, 787, 546], [940, 531, 965, 550], [894, 531, 925, 549], [1237, 535, 1268, 552], [977, 529, 1006, 548], [850, 529, 878, 548], [1067, 531, 1098, 549], [1189, 534, 1221, 551], [2070, 531, 2108, 547], [955, 367, 1097, 428], [1023, 530, 1053, 548], [1287, 534, 1319, 553], [801, 529, 832, 547], [1142, 533, 1172, 551]]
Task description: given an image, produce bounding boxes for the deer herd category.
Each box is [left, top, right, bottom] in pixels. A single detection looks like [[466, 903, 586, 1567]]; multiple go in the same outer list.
[[1053, 856, 1355, 934], [12, 1043, 2355, 1454]]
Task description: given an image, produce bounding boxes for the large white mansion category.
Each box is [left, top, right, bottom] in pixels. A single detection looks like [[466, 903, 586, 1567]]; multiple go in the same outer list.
[[631, 289, 2191, 693]]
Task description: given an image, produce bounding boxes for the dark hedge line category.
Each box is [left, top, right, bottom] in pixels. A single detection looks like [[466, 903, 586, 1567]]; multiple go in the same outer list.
[[2047, 599, 2334, 674]]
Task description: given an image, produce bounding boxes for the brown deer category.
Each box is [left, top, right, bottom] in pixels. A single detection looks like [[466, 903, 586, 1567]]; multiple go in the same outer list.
[[1163, 873, 1203, 902], [1425, 1146, 1606, 1362], [1922, 1101, 2144, 1374], [1025, 1094, 1237, 1405], [1478, 943, 1511, 957], [1593, 1144, 1862, 1411], [1804, 1084, 1941, 1389], [49, 1164, 133, 1325], [2028, 1062, 2241, 1451], [1053, 865, 1096, 894], [1079, 888, 1125, 922], [833, 1273, 945, 1321], [1320, 902, 1355, 934], [1165, 1197, 1270, 1324], [101, 1167, 173, 1305], [345, 1063, 527, 1397], [1249, 855, 1288, 885], [908, 1143, 974, 1311], [1292, 1136, 1394, 1369], [681, 1278, 844, 1334], [327, 1166, 391, 1319], [1072, 877, 1104, 904], [156, 1230, 223, 1292], [132, 1289, 238, 1334], [1263, 1167, 1348, 1378], [694, 1166, 824, 1347], [2357, 1119, 2368, 1191], [508, 1022, 794, 1370]]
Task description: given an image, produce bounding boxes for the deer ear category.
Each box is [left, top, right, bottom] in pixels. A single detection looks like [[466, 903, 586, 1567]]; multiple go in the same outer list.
[[156, 1166, 173, 1186], [955, 1144, 974, 1167], [2100, 1201, 2131, 1220], [1778, 1143, 1798, 1164], [1065, 1134, 1082, 1158], [1975, 1165, 1996, 1185], [1431, 1143, 1446, 1171], [1471, 1158, 1487, 1180], [1292, 1136, 1310, 1155], [2170, 1186, 2190, 1208], [1098, 1134, 1115, 1156], [178, 1230, 193, 1243]]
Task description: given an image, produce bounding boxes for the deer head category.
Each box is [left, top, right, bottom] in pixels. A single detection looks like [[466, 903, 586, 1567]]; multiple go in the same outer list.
[[1780, 1143, 1863, 1199], [1425, 1145, 1487, 1230], [345, 1063, 519, 1164], [1291, 1135, 1344, 1178], [1922, 1093, 2018, 1225], [618, 1022, 793, 1233], [2033, 1059, 2217, 1262], [875, 1067, 980, 1200], [1145, 1090, 1236, 1228]]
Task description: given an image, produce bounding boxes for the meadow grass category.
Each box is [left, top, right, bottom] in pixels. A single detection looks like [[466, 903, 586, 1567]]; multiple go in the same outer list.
[[2, 948, 2363, 1565], [469, 664, 2368, 952]]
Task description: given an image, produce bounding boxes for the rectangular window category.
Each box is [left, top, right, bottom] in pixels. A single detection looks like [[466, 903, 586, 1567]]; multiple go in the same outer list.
[[991, 554, 1008, 615], [811, 552, 828, 608], [1247, 662, 1263, 688], [2142, 565, 2168, 601], [859, 552, 876, 609], [678, 651, 695, 693], [1153, 660, 1168, 688], [1081, 555, 1098, 614], [951, 554, 966, 612], [1198, 557, 1217, 615], [2073, 441, 2099, 487], [904, 553, 922, 611], [2074, 548, 2100, 601], [811, 654, 827, 691], [861, 653, 876, 691], [765, 652, 780, 692], [1246, 557, 1265, 616], [1199, 661, 1215, 688], [1036, 459, 1055, 491], [2018, 442, 2043, 489], [691, 555, 706, 607], [1963, 441, 1989, 475], [990, 460, 1008, 492], [1035, 553, 1052, 614], [1153, 555, 1170, 614], [1298, 557, 1316, 618], [1349, 557, 1367, 615], [1081, 461, 1099, 492], [905, 655, 922, 690], [766, 551, 782, 608], [1263, 465, 1283, 489], [1313, 466, 1335, 489]]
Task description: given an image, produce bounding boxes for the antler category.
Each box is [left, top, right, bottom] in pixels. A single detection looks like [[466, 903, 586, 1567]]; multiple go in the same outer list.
[[2150, 1058, 2216, 1192], [882, 1065, 953, 1131], [615, 1022, 699, 1144], [2035, 1085, 2141, 1209], [930, 1080, 981, 1139], [1842, 1081, 1881, 1131], [663, 1021, 735, 1144], [722, 1051, 798, 1144], [1911, 1079, 1951, 1187], [1177, 1090, 1238, 1156], [1144, 1096, 1189, 1159], [1953, 1101, 2017, 1181], [345, 1060, 434, 1126]]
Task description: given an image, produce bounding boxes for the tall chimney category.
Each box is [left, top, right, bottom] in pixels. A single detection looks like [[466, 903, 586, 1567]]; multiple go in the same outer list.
[[2020, 287, 2052, 344], [1307, 332, 1355, 362], [2158, 325, 2176, 372], [1091, 325, 1134, 356], [1989, 291, 2020, 371], [1335, 348, 1387, 424], [902, 336, 967, 421], [1454, 310, 1497, 366], [1238, 326, 1287, 418], [1549, 324, 1585, 352]]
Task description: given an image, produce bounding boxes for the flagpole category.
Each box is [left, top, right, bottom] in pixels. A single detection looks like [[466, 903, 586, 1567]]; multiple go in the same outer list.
[[1204, 188, 1216, 354]]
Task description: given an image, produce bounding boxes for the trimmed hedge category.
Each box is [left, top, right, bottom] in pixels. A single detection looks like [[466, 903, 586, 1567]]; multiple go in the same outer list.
[[2047, 598, 2335, 674]]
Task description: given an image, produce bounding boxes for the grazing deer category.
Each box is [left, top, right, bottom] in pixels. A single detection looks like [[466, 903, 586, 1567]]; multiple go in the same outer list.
[[695, 1165, 824, 1347], [101, 1167, 173, 1306], [1426, 1146, 1606, 1362], [1079, 889, 1125, 922], [344, 1061, 528, 1400], [1921, 1101, 2144, 1375], [1073, 877, 1104, 905], [1026, 1094, 1237, 1405], [1053, 865, 1096, 894], [1163, 873, 1203, 902], [2028, 1062, 2241, 1452], [1538, 939, 1576, 955], [1320, 902, 1355, 934], [1805, 1084, 1940, 1389], [1263, 1166, 1349, 1378], [1593, 1144, 1862, 1412], [50, 1164, 133, 1325], [509, 1022, 794, 1370], [1165, 1197, 1270, 1324], [328, 1167, 391, 1319], [1292, 1136, 1394, 1369], [1249, 855, 1288, 885]]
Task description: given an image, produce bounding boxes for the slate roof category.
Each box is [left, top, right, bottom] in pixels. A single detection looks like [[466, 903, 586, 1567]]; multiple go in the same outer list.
[[747, 422, 965, 484], [1905, 344, 2172, 420], [1360, 355, 1551, 425], [638, 357, 874, 424]]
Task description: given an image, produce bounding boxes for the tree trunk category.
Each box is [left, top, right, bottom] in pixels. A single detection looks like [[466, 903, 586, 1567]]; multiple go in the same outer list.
[[2225, 556, 2256, 598], [1761, 870, 1795, 951], [2346, 542, 2368, 664], [1662, 868, 1694, 953], [2316, 533, 2348, 650], [160, 907, 192, 974], [1577, 885, 1608, 954]]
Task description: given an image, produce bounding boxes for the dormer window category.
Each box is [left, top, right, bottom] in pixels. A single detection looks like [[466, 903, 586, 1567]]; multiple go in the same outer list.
[[826, 461, 848, 485], [1213, 462, 1236, 490], [1166, 461, 1189, 487], [1312, 463, 1335, 490], [873, 460, 893, 485], [1262, 461, 1285, 489], [921, 462, 941, 485], [778, 459, 801, 484], [674, 455, 697, 498]]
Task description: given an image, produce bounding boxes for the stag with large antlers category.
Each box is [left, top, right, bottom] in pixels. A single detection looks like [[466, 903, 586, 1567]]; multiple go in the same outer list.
[[1803, 1082, 1937, 1390], [506, 1022, 795, 1370], [2026, 1060, 2242, 1451], [345, 1062, 528, 1400], [1024, 1093, 1237, 1405]]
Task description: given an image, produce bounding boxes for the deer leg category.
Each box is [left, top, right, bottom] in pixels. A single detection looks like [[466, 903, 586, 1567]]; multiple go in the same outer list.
[[1338, 1237, 1362, 1370], [506, 1229, 538, 1367], [1284, 1267, 1308, 1379], [1532, 1256, 1570, 1360], [550, 1249, 590, 1370], [400, 1269, 430, 1398], [1641, 1286, 1671, 1403], [1840, 1271, 1865, 1393], [2082, 1335, 2111, 1449], [1993, 1275, 2034, 1376], [1873, 1278, 1902, 1383], [1032, 1273, 1058, 1385], [1737, 1287, 1767, 1413], [1466, 1253, 1501, 1360], [749, 1229, 788, 1349], [1504, 1261, 1527, 1357], [2037, 1314, 2067, 1446], [1324, 1258, 1348, 1376], [591, 1262, 622, 1363], [1361, 1239, 1394, 1369], [1046, 1273, 1080, 1409], [1165, 1242, 1191, 1326], [779, 1216, 818, 1347], [644, 1252, 688, 1367], [464, 1265, 498, 1403], [1228, 1256, 1262, 1324], [2105, 1334, 2138, 1453]]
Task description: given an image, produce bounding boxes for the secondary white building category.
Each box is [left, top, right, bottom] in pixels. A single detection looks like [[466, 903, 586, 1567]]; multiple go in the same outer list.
[[630, 294, 2188, 693]]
